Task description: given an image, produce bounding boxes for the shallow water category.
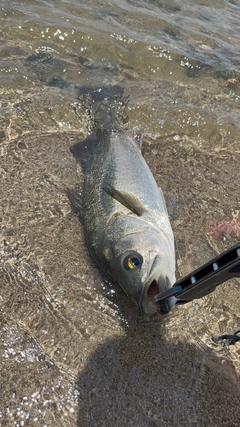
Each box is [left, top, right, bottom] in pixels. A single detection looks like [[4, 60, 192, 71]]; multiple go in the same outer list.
[[0, 0, 240, 426]]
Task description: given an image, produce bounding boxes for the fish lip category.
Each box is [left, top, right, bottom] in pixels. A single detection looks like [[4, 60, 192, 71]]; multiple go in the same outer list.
[[141, 279, 176, 314], [140, 254, 175, 314]]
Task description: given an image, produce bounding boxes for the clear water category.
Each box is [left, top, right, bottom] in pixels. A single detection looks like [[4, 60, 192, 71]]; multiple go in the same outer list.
[[0, 0, 240, 425]]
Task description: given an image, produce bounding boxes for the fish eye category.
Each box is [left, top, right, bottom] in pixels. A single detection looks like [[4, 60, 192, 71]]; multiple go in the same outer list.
[[123, 253, 143, 270]]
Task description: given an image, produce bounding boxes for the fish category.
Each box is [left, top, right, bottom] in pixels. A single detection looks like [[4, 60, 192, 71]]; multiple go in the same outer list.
[[68, 89, 176, 314]]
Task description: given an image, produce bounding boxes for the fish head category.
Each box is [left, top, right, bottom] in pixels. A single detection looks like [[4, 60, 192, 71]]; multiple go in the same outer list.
[[104, 215, 176, 314]]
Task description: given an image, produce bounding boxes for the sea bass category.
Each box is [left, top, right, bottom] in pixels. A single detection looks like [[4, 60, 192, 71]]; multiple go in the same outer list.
[[69, 95, 176, 314]]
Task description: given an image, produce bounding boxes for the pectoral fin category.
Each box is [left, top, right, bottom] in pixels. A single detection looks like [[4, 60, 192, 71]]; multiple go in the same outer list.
[[103, 185, 146, 216]]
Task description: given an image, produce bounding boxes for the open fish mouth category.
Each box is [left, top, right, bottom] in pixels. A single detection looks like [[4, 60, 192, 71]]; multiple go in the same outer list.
[[147, 280, 159, 302], [139, 252, 176, 314], [142, 277, 176, 315]]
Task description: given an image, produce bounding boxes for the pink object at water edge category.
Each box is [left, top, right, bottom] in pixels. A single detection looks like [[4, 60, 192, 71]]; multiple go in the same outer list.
[[207, 217, 240, 240]]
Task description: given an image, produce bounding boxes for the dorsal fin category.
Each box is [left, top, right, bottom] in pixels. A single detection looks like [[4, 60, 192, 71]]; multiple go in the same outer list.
[[103, 185, 146, 216], [133, 132, 142, 150], [127, 128, 142, 151], [158, 187, 169, 215], [66, 188, 84, 218], [70, 134, 98, 170]]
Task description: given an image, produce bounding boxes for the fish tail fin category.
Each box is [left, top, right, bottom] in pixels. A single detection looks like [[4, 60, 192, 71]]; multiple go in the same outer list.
[[77, 85, 129, 132]]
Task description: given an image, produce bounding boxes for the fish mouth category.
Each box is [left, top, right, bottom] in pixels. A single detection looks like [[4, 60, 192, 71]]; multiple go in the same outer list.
[[141, 254, 176, 314], [147, 280, 159, 303], [143, 278, 176, 314]]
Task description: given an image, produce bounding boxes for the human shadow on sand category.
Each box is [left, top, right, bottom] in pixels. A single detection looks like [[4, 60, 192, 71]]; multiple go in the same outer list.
[[76, 317, 240, 427]]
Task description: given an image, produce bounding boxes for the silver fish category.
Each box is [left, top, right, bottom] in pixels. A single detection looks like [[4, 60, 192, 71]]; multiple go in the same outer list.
[[69, 99, 176, 314]]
